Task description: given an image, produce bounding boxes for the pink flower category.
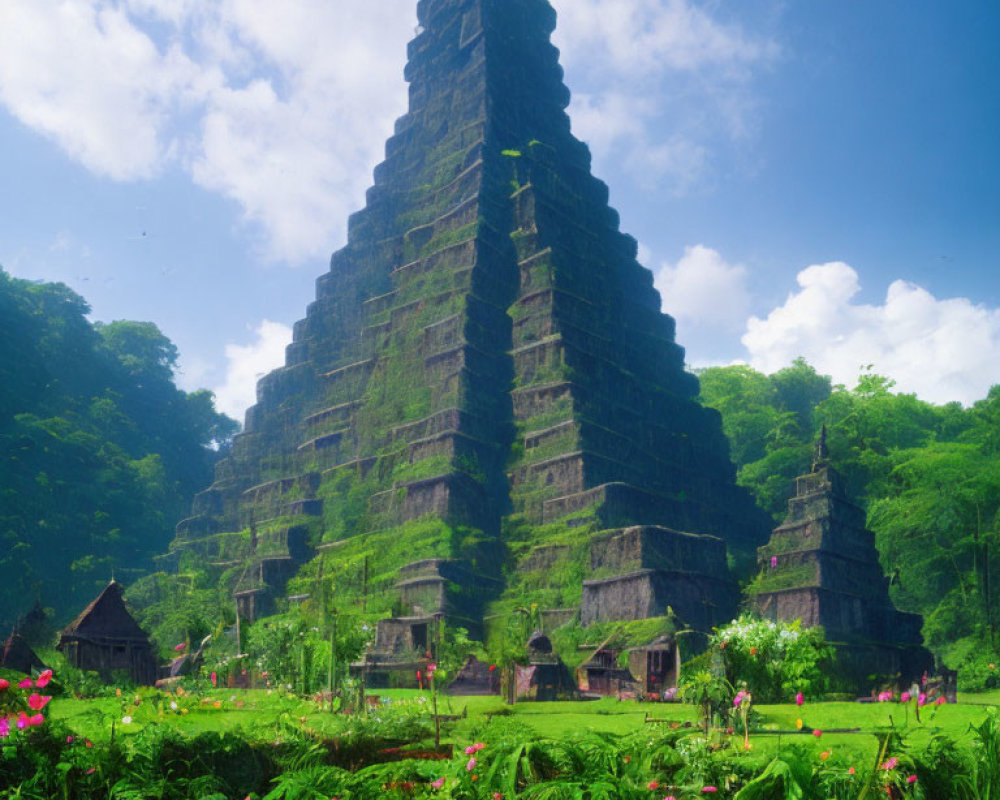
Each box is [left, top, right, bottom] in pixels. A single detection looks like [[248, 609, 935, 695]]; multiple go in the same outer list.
[[813, 729, 823, 738], [174, 642, 187, 652], [771, 556, 778, 568], [18, 678, 32, 689], [936, 696, 947, 705], [900, 692, 911, 703], [734, 691, 746, 707], [494, 794, 503, 800], [431, 778, 445, 789], [16, 713, 28, 730], [86, 768, 96, 775], [907, 775, 918, 784], [647, 781, 659, 790], [796, 692, 805, 706], [211, 671, 218, 687], [702, 789, 718, 794], [28, 714, 44, 726], [0, 679, 8, 691], [427, 663, 437, 674], [67, 736, 75, 744], [882, 757, 899, 771], [27, 694, 51, 711], [475, 742, 485, 752], [466, 757, 477, 771], [35, 669, 53, 689], [465, 745, 477, 755], [0, 718, 9, 738], [918, 693, 927, 707]]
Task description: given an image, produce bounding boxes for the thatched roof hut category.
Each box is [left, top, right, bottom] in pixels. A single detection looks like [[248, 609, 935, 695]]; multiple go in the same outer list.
[[1, 632, 45, 675], [57, 581, 157, 685]]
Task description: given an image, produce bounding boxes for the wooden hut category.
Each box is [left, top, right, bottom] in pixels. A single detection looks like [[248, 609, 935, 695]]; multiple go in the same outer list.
[[57, 581, 157, 685], [1, 632, 45, 675]]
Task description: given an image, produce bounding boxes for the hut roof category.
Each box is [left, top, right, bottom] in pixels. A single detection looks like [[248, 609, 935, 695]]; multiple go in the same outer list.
[[1, 632, 45, 674], [61, 581, 149, 644]]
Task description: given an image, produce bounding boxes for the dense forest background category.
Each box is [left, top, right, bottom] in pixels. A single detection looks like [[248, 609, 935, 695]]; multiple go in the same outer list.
[[697, 359, 1000, 677], [2, 267, 999, 681], [0, 268, 237, 632]]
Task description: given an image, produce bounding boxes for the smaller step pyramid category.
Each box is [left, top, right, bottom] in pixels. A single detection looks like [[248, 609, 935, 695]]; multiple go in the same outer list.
[[751, 431, 932, 683]]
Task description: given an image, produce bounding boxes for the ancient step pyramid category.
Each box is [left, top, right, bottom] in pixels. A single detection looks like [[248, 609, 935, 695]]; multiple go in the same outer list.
[[751, 432, 933, 683], [167, 0, 770, 634]]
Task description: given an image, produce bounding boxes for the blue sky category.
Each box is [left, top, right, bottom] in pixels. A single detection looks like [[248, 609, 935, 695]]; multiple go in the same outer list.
[[1, 0, 998, 421]]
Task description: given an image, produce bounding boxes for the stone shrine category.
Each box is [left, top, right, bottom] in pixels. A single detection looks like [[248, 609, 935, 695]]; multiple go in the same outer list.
[[165, 0, 771, 644], [751, 432, 933, 682]]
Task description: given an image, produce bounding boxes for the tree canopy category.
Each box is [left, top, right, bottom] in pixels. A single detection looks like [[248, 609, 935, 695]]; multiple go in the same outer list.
[[0, 268, 238, 633]]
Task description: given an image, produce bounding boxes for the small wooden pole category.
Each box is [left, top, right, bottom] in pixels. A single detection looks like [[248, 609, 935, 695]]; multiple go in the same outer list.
[[235, 599, 242, 655], [328, 614, 338, 712]]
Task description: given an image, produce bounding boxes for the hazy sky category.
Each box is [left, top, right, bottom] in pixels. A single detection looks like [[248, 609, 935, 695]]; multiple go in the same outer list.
[[1, 0, 998, 421]]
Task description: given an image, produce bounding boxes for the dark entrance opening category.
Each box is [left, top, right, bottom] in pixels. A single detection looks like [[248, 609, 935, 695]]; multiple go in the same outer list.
[[411, 623, 428, 652]]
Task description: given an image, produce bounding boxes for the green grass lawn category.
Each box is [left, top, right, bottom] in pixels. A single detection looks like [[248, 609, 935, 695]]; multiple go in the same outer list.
[[47, 686, 999, 773]]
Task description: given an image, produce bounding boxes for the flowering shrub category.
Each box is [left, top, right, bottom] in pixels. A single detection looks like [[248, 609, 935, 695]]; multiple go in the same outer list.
[[0, 669, 53, 739], [711, 616, 833, 703]]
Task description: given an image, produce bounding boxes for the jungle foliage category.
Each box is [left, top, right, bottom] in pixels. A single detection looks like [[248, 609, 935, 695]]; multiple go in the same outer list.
[[698, 360, 1000, 684], [0, 268, 237, 634]]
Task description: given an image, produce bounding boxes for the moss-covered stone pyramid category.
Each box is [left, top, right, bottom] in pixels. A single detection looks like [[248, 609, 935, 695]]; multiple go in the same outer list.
[[167, 0, 770, 635], [750, 432, 932, 682]]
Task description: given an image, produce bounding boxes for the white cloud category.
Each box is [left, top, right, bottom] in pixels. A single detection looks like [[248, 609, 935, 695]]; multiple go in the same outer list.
[[654, 244, 750, 331], [0, 0, 413, 263], [211, 319, 292, 422], [0, 0, 202, 180], [744, 262, 1000, 405]]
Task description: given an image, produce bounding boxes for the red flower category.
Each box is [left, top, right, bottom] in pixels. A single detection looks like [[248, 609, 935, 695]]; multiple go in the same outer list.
[[35, 669, 53, 689], [796, 692, 805, 706], [18, 678, 32, 689], [647, 781, 659, 790], [0, 679, 8, 691], [27, 694, 51, 711], [211, 671, 218, 687], [813, 729, 823, 738]]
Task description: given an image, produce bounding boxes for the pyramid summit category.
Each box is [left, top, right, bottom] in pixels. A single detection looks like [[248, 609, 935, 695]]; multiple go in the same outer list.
[[166, 0, 771, 637]]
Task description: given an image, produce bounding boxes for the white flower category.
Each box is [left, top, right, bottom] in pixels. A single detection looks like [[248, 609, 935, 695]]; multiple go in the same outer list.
[[122, 716, 133, 725], [170, 701, 178, 710]]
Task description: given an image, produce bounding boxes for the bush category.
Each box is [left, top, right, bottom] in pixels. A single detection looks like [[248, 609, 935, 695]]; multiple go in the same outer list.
[[711, 616, 833, 703], [957, 650, 1000, 692]]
